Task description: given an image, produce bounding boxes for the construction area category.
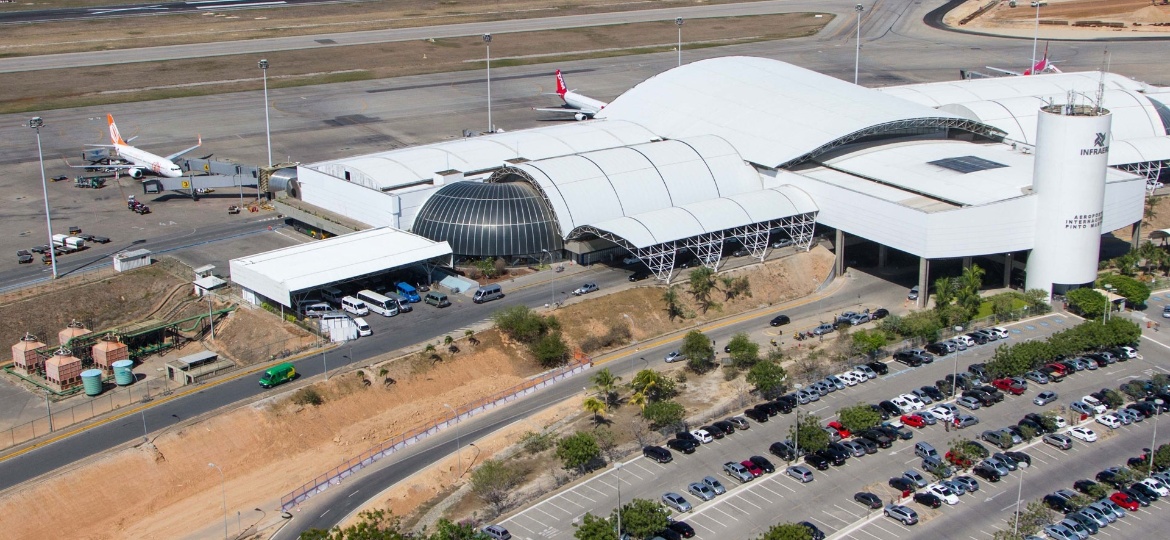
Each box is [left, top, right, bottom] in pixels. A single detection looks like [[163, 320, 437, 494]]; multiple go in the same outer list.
[[949, 0, 1170, 37]]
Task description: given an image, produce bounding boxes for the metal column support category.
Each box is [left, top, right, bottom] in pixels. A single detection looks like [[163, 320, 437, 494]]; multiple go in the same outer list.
[[1003, 253, 1014, 289], [1132, 222, 1143, 250], [917, 257, 930, 308], [635, 243, 678, 282], [834, 229, 846, 277], [878, 245, 888, 268], [731, 222, 771, 261], [962, 256, 973, 269], [684, 231, 724, 271]]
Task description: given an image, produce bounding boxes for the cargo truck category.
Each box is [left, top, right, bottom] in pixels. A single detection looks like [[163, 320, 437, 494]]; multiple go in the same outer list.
[[259, 362, 297, 388], [51, 234, 84, 251]]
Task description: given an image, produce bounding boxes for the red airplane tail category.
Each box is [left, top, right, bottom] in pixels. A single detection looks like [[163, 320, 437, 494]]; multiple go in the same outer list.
[[555, 70, 567, 97]]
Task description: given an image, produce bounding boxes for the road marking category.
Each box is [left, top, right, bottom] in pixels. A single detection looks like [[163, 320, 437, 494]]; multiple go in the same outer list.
[[320, 509, 330, 518], [834, 504, 859, 518], [545, 500, 569, 514], [348, 490, 359, 498], [737, 494, 763, 509], [821, 509, 851, 524], [711, 505, 739, 522]]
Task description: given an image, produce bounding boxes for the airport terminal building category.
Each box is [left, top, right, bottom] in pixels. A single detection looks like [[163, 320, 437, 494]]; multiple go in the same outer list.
[[273, 56, 1170, 305]]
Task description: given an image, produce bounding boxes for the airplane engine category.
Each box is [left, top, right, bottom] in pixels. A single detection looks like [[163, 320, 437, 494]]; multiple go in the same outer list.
[[127, 168, 144, 179], [574, 112, 587, 121]]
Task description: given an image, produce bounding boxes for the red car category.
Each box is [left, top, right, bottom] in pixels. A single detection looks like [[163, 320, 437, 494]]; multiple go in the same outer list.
[[741, 460, 763, 477], [1045, 363, 1069, 376], [992, 378, 1026, 395], [901, 414, 926, 428], [1110, 491, 1140, 511], [827, 421, 852, 438]]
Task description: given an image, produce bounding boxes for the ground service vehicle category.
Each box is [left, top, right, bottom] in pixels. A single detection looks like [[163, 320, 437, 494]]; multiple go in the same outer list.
[[259, 362, 296, 388]]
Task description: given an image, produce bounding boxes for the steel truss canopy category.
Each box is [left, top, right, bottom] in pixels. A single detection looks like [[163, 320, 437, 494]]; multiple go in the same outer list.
[[596, 56, 1005, 169], [229, 227, 452, 307]]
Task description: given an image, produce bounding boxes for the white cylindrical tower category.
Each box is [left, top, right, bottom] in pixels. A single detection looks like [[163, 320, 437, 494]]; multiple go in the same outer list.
[[1025, 103, 1112, 297]]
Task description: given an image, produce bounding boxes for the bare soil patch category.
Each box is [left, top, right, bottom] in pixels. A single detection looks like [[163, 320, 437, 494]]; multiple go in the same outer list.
[[212, 306, 315, 365], [0, 12, 830, 113], [951, 0, 1170, 37]]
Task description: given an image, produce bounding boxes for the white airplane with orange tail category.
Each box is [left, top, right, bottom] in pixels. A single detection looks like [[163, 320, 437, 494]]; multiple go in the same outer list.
[[533, 70, 607, 121], [76, 114, 201, 178], [986, 43, 1062, 76]]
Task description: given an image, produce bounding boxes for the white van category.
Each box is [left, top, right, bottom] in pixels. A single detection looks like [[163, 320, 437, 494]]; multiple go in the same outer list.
[[321, 286, 345, 305], [353, 317, 372, 337], [341, 296, 369, 316], [473, 284, 504, 304], [300, 302, 332, 318]]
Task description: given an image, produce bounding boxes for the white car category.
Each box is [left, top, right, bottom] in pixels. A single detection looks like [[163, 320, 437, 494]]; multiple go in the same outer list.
[[1081, 396, 1108, 414], [990, 327, 1010, 339], [899, 393, 926, 410], [839, 372, 860, 386], [691, 429, 713, 444], [1052, 415, 1068, 429], [929, 406, 955, 423], [891, 397, 916, 414], [849, 368, 870, 382], [927, 483, 959, 505], [1068, 427, 1098, 442], [1140, 478, 1170, 497], [1119, 346, 1138, 359], [1096, 414, 1122, 429]]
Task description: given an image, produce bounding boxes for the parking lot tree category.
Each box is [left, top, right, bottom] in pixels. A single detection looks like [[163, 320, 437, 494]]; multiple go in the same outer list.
[[789, 412, 829, 454], [641, 399, 686, 430], [617, 499, 671, 540], [301, 510, 484, 540], [470, 459, 526, 516], [1104, 318, 1141, 346], [727, 332, 761, 367], [947, 438, 984, 468], [591, 368, 622, 407], [1065, 288, 1107, 319], [1082, 482, 1108, 500], [1022, 289, 1052, 313], [900, 310, 944, 344], [987, 340, 1053, 377], [583, 396, 607, 424], [756, 522, 813, 540], [996, 500, 1056, 539], [1121, 381, 1147, 401], [630, 370, 676, 402], [1016, 423, 1037, 443], [1097, 274, 1151, 307], [1101, 388, 1125, 409], [837, 403, 882, 433], [850, 329, 888, 359], [573, 512, 617, 540], [746, 360, 788, 399], [1154, 443, 1170, 472], [557, 431, 601, 475]]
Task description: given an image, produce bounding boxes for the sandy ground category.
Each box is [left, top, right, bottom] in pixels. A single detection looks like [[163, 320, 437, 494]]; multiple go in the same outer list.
[[212, 305, 315, 365], [949, 0, 1170, 38], [0, 248, 832, 539]]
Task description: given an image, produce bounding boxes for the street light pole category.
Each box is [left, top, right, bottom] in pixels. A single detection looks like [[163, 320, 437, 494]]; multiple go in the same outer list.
[[1031, 3, 1040, 73], [675, 18, 684, 67], [854, 5, 864, 85], [614, 462, 624, 537], [1152, 399, 1164, 478], [444, 403, 462, 479], [258, 59, 272, 166], [322, 349, 329, 380], [208, 463, 227, 540], [207, 292, 215, 341], [542, 249, 554, 307], [483, 34, 493, 133], [29, 117, 58, 279], [1013, 466, 1025, 536], [45, 390, 53, 432]]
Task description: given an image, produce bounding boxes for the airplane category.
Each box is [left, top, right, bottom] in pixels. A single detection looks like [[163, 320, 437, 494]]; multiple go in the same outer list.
[[532, 70, 607, 121], [985, 42, 1062, 76], [73, 114, 201, 178]]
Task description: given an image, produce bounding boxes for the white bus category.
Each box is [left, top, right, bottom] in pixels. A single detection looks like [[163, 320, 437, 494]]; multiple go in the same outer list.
[[356, 289, 399, 317]]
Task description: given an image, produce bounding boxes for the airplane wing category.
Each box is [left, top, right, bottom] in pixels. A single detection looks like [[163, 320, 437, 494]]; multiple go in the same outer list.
[[985, 66, 1023, 76], [165, 135, 201, 161], [533, 107, 594, 117]]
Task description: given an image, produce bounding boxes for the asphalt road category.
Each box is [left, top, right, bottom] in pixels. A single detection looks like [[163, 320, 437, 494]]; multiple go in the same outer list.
[[497, 313, 1170, 540], [0, 0, 348, 24]]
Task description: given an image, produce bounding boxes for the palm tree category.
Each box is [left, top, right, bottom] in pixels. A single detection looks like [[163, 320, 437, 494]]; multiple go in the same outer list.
[[591, 368, 621, 407], [933, 276, 955, 309], [583, 396, 607, 424], [1144, 195, 1158, 226], [662, 286, 683, 320], [629, 391, 648, 413], [960, 264, 986, 297]]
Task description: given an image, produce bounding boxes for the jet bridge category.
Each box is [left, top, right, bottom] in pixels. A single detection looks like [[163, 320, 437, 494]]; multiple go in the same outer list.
[[140, 157, 261, 199]]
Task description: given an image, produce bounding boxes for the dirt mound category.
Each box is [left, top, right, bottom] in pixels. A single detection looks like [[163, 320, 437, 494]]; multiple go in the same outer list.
[[212, 307, 315, 365]]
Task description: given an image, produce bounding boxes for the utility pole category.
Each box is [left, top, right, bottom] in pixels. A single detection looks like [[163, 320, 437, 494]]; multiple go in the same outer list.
[[676, 18, 684, 67], [484, 34, 493, 133], [854, 5, 865, 85]]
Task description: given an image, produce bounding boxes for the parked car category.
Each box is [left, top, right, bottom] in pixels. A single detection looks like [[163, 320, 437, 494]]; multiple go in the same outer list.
[[687, 482, 716, 501], [643, 446, 673, 463], [1069, 427, 1098, 442], [723, 462, 754, 483], [1044, 433, 1073, 450], [661, 492, 692, 513], [667, 438, 699, 454], [913, 492, 942, 508], [854, 492, 882, 509], [702, 476, 726, 495], [884, 504, 918, 525], [1034, 391, 1058, 406], [786, 465, 814, 483]]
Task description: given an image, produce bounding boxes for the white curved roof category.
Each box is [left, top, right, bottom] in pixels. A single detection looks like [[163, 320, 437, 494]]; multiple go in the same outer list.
[[596, 56, 974, 168], [309, 119, 659, 191], [502, 136, 816, 248], [936, 89, 1168, 146], [878, 71, 1150, 107], [1111, 136, 1170, 166]]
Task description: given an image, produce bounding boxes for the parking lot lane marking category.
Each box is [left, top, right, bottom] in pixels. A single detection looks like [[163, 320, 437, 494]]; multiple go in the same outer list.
[[834, 504, 859, 518], [573, 488, 598, 502], [533, 507, 559, 520], [544, 500, 569, 514], [557, 496, 584, 508], [620, 465, 647, 480], [711, 506, 740, 522], [692, 521, 718, 535], [758, 484, 784, 498], [737, 495, 763, 510], [869, 521, 898, 536], [504, 521, 535, 534], [854, 527, 883, 540], [821, 510, 852, 525]]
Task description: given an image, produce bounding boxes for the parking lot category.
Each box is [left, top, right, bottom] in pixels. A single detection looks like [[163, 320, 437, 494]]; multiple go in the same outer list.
[[500, 313, 1170, 539]]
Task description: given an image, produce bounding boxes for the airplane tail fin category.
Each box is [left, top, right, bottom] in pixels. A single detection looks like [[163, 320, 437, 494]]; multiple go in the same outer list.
[[107, 114, 125, 145], [1025, 42, 1050, 76], [555, 69, 567, 97]]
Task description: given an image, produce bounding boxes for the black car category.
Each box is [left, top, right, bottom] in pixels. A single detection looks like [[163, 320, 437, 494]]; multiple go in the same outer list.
[[871, 308, 889, 319], [815, 448, 845, 466], [853, 437, 878, 454], [629, 269, 651, 282], [798, 521, 825, 540], [1073, 479, 1100, 495], [966, 332, 989, 345], [675, 431, 699, 443], [925, 343, 950, 356], [756, 401, 783, 416], [1122, 487, 1152, 506], [749, 455, 776, 474], [894, 351, 924, 367], [1018, 419, 1046, 436], [701, 425, 725, 440], [805, 453, 831, 470], [859, 429, 893, 448], [744, 408, 769, 422], [666, 521, 695, 539], [1021, 413, 1054, 433], [770, 441, 800, 461], [770, 314, 791, 327], [1043, 494, 1076, 514], [667, 438, 699, 454], [913, 492, 942, 508], [869, 404, 890, 421], [712, 421, 736, 435], [1004, 451, 1031, 467], [643, 445, 673, 463], [879, 400, 901, 417], [1096, 470, 1127, 489], [973, 464, 1001, 482], [920, 385, 945, 401], [977, 385, 1005, 403], [821, 445, 851, 463], [867, 361, 889, 375], [655, 528, 682, 540], [1131, 482, 1161, 500], [889, 477, 916, 492], [963, 389, 996, 407], [854, 492, 882, 509]]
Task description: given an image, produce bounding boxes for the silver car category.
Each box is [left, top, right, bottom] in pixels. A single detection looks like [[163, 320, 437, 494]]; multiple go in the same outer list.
[[884, 504, 918, 525], [724, 462, 754, 483], [661, 492, 692, 513], [687, 482, 716, 501], [702, 475, 726, 495], [785, 465, 814, 483], [1034, 391, 1058, 406]]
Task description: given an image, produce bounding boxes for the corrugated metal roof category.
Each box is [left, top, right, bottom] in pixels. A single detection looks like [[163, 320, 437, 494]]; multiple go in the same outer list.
[[596, 56, 971, 168], [229, 227, 452, 307]]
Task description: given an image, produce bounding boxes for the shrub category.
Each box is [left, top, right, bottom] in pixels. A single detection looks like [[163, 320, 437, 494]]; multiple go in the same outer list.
[[292, 387, 324, 407], [519, 431, 556, 454]]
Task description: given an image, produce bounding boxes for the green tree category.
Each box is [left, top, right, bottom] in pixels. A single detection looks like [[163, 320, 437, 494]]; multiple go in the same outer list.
[[300, 509, 407, 540], [746, 360, 788, 398], [836, 403, 882, 434], [680, 330, 716, 373], [573, 512, 617, 540], [1153, 444, 1170, 472], [902, 311, 944, 343], [591, 368, 622, 407], [956, 264, 987, 316], [689, 266, 718, 313], [726, 332, 761, 368], [933, 276, 957, 309], [789, 412, 829, 454], [850, 329, 889, 359], [641, 400, 686, 429], [470, 459, 526, 515], [583, 396, 607, 424], [1098, 273, 1151, 307], [630, 369, 675, 402], [1066, 288, 1107, 319], [662, 286, 684, 321], [756, 523, 813, 540], [990, 293, 1017, 321], [531, 332, 571, 367], [1082, 482, 1108, 500], [556, 431, 601, 475], [1100, 388, 1125, 409], [492, 305, 556, 343], [427, 519, 487, 540], [997, 500, 1056, 538], [616, 499, 670, 540]]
